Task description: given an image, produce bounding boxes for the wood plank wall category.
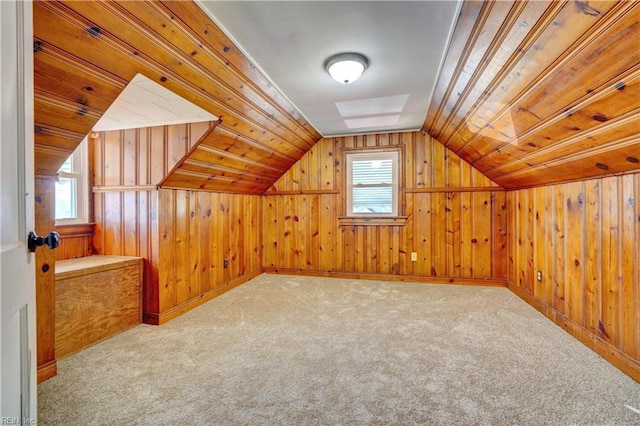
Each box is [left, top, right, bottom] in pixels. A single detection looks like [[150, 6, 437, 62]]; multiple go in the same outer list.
[[93, 122, 211, 319], [54, 223, 95, 260], [263, 131, 508, 284], [506, 172, 640, 381], [154, 189, 262, 322], [92, 122, 262, 324], [93, 188, 159, 314], [92, 122, 214, 190], [35, 177, 57, 383]]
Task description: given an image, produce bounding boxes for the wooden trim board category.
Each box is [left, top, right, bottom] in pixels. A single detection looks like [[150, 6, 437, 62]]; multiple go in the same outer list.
[[262, 267, 507, 287], [143, 269, 262, 325]]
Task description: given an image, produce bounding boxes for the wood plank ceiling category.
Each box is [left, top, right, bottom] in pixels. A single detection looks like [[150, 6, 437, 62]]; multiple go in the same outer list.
[[424, 0, 640, 189], [34, 1, 639, 192], [33, 0, 320, 193]]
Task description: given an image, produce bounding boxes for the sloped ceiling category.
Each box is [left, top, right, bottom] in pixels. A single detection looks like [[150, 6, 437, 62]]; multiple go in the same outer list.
[[198, 0, 462, 137], [92, 73, 218, 132], [33, 0, 640, 191], [424, 1, 640, 189], [159, 123, 292, 193], [33, 0, 320, 191]]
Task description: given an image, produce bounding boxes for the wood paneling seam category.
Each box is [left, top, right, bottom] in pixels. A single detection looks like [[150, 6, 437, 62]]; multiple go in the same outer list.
[[34, 90, 102, 120], [93, 185, 157, 192], [264, 190, 340, 195], [168, 168, 263, 186], [34, 39, 127, 88], [135, 129, 141, 186], [580, 181, 587, 329], [617, 178, 624, 349], [34, 123, 86, 141], [33, 144, 73, 157], [197, 144, 284, 174], [183, 159, 274, 182], [216, 126, 298, 163]]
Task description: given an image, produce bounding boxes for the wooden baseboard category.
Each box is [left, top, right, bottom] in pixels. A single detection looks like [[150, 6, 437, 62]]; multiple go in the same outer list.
[[37, 360, 57, 383], [507, 282, 640, 384], [143, 269, 262, 325], [261, 268, 507, 287]]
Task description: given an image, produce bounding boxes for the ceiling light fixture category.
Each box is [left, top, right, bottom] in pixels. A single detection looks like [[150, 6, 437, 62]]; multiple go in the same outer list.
[[325, 52, 369, 84]]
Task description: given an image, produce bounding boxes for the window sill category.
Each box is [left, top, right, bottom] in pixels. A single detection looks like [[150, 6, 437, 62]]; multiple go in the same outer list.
[[338, 216, 408, 226]]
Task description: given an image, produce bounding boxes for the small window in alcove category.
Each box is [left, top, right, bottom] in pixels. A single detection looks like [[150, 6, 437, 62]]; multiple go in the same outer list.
[[55, 137, 89, 224]]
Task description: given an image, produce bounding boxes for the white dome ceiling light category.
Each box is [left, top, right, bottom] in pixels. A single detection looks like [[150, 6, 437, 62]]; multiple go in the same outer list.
[[325, 52, 369, 84]]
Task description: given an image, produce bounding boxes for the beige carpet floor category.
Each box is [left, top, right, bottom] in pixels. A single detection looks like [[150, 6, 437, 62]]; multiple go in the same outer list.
[[38, 274, 640, 425]]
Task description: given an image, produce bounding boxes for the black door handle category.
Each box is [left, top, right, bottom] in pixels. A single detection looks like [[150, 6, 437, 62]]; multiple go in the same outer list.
[[27, 231, 60, 252]]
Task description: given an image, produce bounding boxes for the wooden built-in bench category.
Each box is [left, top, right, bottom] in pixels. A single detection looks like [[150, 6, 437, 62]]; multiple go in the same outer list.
[[55, 255, 143, 359]]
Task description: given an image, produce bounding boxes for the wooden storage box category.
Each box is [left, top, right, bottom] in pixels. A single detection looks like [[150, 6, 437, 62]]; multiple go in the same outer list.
[[55, 255, 143, 359]]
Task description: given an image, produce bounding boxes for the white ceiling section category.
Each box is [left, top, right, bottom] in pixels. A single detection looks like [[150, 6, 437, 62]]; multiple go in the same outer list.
[[92, 73, 218, 132], [198, 1, 462, 137], [336, 94, 410, 118]]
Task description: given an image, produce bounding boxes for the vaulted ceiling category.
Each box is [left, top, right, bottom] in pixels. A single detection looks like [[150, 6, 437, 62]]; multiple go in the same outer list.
[[198, 1, 462, 137], [33, 0, 319, 193], [33, 0, 640, 191], [424, 0, 640, 189]]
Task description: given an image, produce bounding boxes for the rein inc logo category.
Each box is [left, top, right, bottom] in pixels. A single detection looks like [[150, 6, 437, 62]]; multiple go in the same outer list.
[[1, 418, 36, 425]]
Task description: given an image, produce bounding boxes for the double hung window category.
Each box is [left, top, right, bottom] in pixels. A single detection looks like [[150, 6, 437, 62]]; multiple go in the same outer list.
[[345, 149, 400, 218], [55, 137, 88, 224]]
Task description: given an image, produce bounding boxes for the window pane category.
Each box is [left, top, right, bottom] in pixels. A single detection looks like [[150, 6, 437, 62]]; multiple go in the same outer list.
[[59, 155, 73, 173], [55, 177, 77, 219], [346, 150, 398, 217], [352, 186, 392, 213], [352, 159, 393, 185]]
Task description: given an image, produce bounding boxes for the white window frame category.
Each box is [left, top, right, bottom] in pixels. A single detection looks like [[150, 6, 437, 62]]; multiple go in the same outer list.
[[345, 149, 400, 218], [55, 137, 89, 224]]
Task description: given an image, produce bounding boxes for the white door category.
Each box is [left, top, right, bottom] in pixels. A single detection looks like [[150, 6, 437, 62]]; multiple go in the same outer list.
[[1, 0, 37, 422]]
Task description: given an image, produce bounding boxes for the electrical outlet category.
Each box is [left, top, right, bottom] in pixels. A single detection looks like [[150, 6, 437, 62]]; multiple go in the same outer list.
[[410, 252, 418, 262], [223, 258, 229, 269], [536, 270, 542, 282]]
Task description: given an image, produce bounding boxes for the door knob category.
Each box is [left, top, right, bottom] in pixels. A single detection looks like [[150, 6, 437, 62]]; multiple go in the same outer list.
[[27, 231, 60, 252]]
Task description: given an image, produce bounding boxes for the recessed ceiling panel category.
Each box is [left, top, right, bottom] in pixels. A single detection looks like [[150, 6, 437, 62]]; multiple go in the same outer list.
[[336, 94, 410, 118], [198, 1, 462, 137], [345, 115, 400, 130]]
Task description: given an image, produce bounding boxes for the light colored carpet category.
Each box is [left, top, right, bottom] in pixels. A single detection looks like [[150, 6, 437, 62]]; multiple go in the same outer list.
[[38, 274, 640, 425]]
